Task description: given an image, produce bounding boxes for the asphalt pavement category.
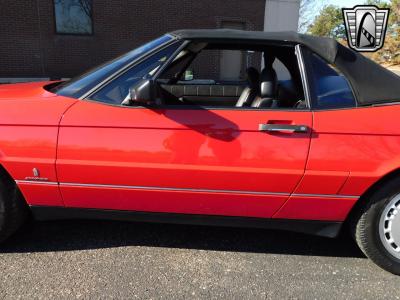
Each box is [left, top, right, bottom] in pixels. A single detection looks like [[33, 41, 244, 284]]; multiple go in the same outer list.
[[0, 219, 399, 299]]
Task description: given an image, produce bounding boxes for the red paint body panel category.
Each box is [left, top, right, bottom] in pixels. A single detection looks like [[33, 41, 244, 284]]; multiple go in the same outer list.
[[61, 185, 287, 218], [271, 106, 400, 220], [294, 170, 349, 195], [57, 128, 305, 192], [0, 82, 74, 126], [0, 82, 57, 100], [0, 87, 77, 182], [0, 82, 77, 206], [309, 106, 400, 196], [0, 126, 59, 182], [273, 195, 358, 221], [17, 183, 63, 207], [57, 100, 312, 217]]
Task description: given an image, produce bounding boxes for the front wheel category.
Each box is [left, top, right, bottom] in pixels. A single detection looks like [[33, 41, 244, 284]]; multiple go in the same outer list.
[[352, 178, 400, 275], [0, 177, 28, 243]]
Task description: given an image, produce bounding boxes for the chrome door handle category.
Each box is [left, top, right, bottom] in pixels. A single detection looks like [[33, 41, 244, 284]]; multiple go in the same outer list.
[[259, 124, 309, 133]]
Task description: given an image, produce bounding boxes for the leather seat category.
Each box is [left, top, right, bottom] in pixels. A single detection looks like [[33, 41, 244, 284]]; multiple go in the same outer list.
[[235, 67, 260, 107], [252, 56, 278, 108]]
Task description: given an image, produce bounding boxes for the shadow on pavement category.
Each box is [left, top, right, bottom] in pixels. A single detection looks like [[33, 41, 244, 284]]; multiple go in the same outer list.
[[0, 219, 365, 258]]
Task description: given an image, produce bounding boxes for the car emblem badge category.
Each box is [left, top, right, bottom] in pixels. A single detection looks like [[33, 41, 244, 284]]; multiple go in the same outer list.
[[24, 168, 48, 182], [342, 5, 390, 52], [33, 168, 40, 177]]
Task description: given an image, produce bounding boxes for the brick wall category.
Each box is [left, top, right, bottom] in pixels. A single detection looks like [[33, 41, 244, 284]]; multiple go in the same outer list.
[[0, 0, 265, 79]]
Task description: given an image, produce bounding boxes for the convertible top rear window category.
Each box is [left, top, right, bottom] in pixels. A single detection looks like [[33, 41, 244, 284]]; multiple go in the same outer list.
[[53, 35, 174, 99]]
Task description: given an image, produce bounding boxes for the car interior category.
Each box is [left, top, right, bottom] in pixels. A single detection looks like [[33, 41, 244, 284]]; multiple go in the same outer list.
[[89, 41, 309, 109], [90, 39, 355, 111], [84, 40, 357, 110], [154, 42, 307, 109]]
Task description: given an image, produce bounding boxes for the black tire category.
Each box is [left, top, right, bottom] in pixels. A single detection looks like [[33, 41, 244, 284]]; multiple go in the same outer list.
[[351, 177, 400, 275], [0, 174, 28, 243]]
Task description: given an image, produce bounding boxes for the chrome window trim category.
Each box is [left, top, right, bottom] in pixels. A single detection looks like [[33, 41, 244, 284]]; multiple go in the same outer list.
[[295, 44, 312, 109], [15, 180, 359, 199]]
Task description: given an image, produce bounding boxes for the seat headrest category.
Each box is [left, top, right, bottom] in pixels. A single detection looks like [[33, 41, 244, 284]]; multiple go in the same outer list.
[[264, 54, 276, 69], [260, 67, 278, 98], [246, 67, 260, 89]]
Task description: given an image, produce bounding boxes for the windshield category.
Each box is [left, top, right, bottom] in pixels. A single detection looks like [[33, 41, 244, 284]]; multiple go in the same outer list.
[[53, 34, 174, 99]]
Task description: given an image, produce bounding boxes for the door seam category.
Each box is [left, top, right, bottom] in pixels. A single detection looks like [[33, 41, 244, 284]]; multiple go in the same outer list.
[[54, 100, 80, 206], [271, 111, 314, 218]]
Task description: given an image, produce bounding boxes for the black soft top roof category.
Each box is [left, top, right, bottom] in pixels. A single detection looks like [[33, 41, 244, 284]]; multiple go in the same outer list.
[[172, 29, 339, 63], [171, 29, 400, 106]]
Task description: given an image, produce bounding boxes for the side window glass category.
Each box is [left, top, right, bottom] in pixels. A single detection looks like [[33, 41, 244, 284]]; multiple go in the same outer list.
[[273, 59, 291, 81], [89, 43, 180, 105], [305, 49, 356, 109], [156, 45, 305, 109], [158, 51, 195, 83], [187, 49, 261, 83], [161, 49, 262, 84]]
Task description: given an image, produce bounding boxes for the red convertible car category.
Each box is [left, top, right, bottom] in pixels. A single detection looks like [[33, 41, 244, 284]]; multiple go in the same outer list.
[[1, 29, 400, 274]]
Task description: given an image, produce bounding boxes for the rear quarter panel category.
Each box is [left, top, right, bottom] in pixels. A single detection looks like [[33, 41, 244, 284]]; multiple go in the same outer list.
[[309, 105, 400, 196], [274, 104, 400, 221]]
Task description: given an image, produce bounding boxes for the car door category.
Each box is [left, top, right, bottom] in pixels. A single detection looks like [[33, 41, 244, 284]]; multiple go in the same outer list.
[[57, 103, 312, 218], [56, 41, 313, 219]]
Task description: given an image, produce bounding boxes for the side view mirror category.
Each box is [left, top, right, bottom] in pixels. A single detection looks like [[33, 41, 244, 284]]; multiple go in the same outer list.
[[122, 79, 154, 106]]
